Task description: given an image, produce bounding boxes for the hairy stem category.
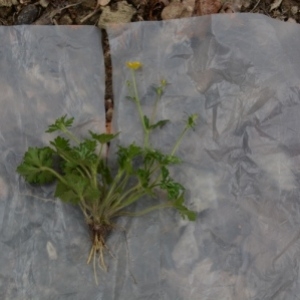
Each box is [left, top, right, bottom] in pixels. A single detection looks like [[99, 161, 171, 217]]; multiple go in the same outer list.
[[42, 167, 68, 185], [117, 202, 172, 217], [170, 126, 189, 156], [130, 69, 149, 148], [62, 128, 80, 144]]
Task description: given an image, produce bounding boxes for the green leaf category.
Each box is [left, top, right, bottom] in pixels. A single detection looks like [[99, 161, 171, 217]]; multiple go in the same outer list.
[[117, 143, 143, 173], [144, 149, 181, 166], [66, 174, 88, 196], [150, 119, 169, 130], [98, 160, 113, 185], [50, 136, 70, 151], [137, 168, 150, 188], [61, 160, 81, 175], [160, 178, 184, 200], [84, 185, 101, 202], [55, 180, 80, 204], [162, 154, 181, 165], [17, 147, 55, 184], [186, 114, 198, 130], [155, 86, 163, 96], [143, 115, 150, 130], [161, 166, 169, 180], [73, 139, 97, 163], [46, 115, 74, 133], [89, 131, 119, 144], [143, 116, 168, 130], [173, 194, 197, 221], [55, 173, 100, 204]]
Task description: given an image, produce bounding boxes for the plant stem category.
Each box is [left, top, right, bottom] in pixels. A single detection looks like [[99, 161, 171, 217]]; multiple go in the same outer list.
[[42, 167, 68, 185], [170, 126, 189, 156], [100, 170, 125, 212], [110, 181, 141, 210], [117, 202, 172, 217], [150, 93, 161, 124], [109, 190, 147, 216], [63, 128, 80, 144], [55, 148, 92, 179], [130, 69, 149, 148]]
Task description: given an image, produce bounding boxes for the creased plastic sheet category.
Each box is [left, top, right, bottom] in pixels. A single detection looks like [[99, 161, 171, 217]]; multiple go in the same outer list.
[[108, 14, 300, 299], [0, 26, 105, 299]]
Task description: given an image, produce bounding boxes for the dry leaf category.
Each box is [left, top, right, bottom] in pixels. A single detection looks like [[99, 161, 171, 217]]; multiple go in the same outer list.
[[196, 0, 222, 16], [270, 0, 283, 11], [220, 2, 241, 13], [0, 0, 17, 7], [161, 1, 193, 20], [183, 0, 195, 13], [98, 1, 136, 28], [98, 0, 111, 6]]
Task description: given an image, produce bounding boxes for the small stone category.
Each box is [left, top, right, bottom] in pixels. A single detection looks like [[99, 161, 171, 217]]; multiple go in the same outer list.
[[0, 6, 12, 18], [98, 0, 111, 6], [287, 17, 297, 23], [16, 4, 39, 24], [39, 0, 49, 8], [291, 6, 298, 15], [58, 14, 73, 25], [162, 3, 182, 20], [46, 241, 58, 260], [199, 0, 221, 15], [161, 2, 193, 20], [98, 1, 136, 28], [0, 0, 17, 7], [242, 0, 251, 9]]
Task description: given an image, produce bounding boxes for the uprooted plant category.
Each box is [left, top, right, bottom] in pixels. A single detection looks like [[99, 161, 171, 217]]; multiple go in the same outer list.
[[16, 61, 197, 284]]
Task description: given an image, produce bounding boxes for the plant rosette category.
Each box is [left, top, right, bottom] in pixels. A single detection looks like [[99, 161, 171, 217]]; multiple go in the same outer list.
[[17, 62, 197, 284]]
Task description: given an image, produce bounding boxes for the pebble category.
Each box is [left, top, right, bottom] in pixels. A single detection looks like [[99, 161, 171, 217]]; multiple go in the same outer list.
[[98, 1, 136, 28], [0, 0, 17, 7], [16, 4, 39, 25], [39, 0, 49, 8], [46, 241, 58, 260], [58, 14, 73, 25], [291, 6, 298, 15]]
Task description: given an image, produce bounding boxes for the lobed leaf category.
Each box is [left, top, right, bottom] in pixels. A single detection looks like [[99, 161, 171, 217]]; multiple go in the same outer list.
[[149, 119, 169, 130], [54, 173, 101, 204], [117, 143, 143, 173], [173, 194, 197, 221], [16, 147, 55, 184], [46, 115, 74, 133], [89, 131, 119, 144], [50, 136, 70, 151]]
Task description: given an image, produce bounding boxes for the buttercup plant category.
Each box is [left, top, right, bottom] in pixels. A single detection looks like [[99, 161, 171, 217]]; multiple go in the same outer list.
[[17, 61, 197, 284]]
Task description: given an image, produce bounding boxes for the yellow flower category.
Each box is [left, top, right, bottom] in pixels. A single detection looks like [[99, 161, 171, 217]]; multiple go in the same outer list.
[[126, 61, 142, 70]]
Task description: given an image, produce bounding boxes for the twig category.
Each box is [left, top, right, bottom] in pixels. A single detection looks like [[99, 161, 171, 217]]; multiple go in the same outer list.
[[80, 7, 102, 24], [34, 2, 82, 25], [250, 0, 261, 12]]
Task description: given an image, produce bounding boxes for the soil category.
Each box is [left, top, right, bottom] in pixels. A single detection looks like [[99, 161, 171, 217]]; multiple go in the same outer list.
[[0, 0, 299, 130]]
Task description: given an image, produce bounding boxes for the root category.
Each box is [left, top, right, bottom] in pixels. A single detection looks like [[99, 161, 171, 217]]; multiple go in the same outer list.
[[86, 222, 113, 285]]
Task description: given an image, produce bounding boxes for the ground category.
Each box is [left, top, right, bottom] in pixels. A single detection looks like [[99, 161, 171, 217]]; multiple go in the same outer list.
[[0, 0, 299, 130]]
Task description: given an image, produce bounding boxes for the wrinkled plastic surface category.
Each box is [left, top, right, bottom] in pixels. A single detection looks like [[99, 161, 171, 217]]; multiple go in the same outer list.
[[0, 26, 106, 299], [2, 14, 300, 299], [108, 14, 300, 299]]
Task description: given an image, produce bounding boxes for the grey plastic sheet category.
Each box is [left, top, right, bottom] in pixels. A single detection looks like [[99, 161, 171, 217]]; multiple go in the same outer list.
[[2, 13, 300, 300], [0, 26, 106, 299], [108, 14, 300, 299]]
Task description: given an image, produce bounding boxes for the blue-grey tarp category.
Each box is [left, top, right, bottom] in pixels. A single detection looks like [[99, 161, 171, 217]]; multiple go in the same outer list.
[[2, 14, 300, 299]]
